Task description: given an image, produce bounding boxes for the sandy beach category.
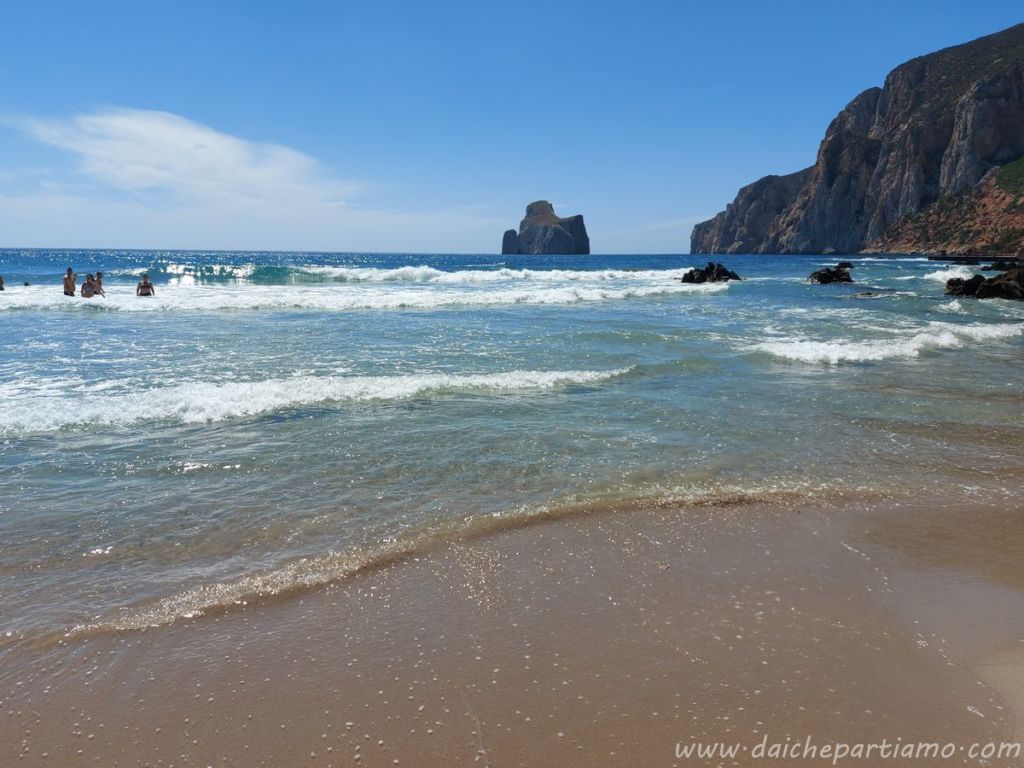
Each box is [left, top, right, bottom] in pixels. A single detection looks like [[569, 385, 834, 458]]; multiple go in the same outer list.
[[5, 6, 1024, 767], [4, 492, 1023, 767]]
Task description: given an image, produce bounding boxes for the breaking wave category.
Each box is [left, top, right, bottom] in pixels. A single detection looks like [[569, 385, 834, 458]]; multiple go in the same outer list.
[[923, 265, 980, 282], [0, 279, 727, 313], [298, 265, 695, 283], [0, 368, 633, 436], [753, 321, 1023, 364]]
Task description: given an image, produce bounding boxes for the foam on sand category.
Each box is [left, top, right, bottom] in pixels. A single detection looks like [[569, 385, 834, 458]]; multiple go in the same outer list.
[[753, 321, 1023, 364], [67, 480, 852, 635], [0, 368, 633, 436]]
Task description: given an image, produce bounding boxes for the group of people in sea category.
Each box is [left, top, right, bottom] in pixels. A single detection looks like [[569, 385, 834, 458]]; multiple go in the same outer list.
[[61, 268, 156, 298]]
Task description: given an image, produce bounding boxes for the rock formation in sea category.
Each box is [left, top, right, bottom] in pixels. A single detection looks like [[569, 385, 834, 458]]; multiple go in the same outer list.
[[691, 24, 1024, 256], [501, 201, 590, 255], [946, 266, 1024, 299], [808, 262, 854, 284], [679, 262, 742, 283]]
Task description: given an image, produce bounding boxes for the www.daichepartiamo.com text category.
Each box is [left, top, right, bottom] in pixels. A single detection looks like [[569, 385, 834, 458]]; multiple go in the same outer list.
[[675, 735, 1022, 764]]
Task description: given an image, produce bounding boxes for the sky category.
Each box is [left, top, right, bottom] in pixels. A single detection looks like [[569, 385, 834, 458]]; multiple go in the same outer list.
[[0, 1, 1021, 253]]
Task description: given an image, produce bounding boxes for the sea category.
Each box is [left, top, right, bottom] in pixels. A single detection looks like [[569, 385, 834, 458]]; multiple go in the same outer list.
[[1, 249, 1022, 652]]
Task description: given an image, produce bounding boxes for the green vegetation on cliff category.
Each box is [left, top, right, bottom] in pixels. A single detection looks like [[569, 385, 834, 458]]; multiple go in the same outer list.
[[997, 157, 1024, 198]]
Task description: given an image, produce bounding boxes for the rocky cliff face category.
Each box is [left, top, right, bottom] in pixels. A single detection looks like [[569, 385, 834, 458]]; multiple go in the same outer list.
[[690, 169, 812, 254], [692, 24, 1024, 255], [869, 160, 1024, 255], [502, 201, 590, 255]]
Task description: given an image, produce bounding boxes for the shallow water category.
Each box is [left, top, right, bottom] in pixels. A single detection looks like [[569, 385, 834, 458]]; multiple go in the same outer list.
[[1, 250, 1022, 644]]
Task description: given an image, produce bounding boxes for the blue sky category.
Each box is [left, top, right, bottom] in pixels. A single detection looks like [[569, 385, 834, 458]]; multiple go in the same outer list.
[[1, 1, 1021, 253]]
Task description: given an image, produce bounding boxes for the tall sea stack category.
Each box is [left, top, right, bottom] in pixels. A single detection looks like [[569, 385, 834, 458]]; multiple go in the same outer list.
[[502, 201, 591, 255]]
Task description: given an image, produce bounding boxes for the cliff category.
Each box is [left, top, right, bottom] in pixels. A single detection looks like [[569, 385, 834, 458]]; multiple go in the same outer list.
[[690, 169, 812, 254], [869, 159, 1024, 254], [692, 24, 1024, 255], [502, 201, 590, 255]]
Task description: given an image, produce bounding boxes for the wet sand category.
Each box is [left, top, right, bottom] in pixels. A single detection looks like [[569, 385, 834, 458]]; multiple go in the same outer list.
[[3, 496, 1023, 767]]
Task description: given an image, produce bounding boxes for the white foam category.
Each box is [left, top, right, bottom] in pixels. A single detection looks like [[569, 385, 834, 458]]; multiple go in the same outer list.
[[298, 265, 695, 284], [753, 322, 1022, 364], [854, 257, 930, 262], [0, 279, 726, 313], [934, 299, 964, 313], [923, 265, 979, 282], [0, 368, 632, 436]]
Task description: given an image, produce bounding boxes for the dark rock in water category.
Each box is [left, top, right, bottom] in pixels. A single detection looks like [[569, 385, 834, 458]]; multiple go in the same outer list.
[[982, 258, 1023, 271], [945, 273, 988, 296], [969, 266, 1024, 299], [808, 263, 854, 284], [680, 262, 742, 283], [501, 201, 590, 255]]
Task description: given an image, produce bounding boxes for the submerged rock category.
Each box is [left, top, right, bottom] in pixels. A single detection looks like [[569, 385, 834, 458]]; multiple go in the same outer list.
[[679, 262, 742, 283], [808, 263, 854, 284], [501, 201, 590, 255], [949, 266, 1024, 299]]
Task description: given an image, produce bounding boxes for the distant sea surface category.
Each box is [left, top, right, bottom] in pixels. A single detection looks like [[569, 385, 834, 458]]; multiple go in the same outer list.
[[1, 250, 1022, 647]]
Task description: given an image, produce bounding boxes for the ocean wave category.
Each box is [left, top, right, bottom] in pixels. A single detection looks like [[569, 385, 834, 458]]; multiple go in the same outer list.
[[839, 290, 919, 300], [106, 263, 699, 286], [923, 265, 980, 282], [934, 299, 965, 313], [0, 368, 632, 436], [854, 256, 930, 262], [298, 265, 696, 283], [0, 280, 726, 313], [753, 321, 1022, 364]]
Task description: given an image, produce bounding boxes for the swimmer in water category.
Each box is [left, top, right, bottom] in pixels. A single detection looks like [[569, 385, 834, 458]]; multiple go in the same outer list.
[[63, 268, 76, 296], [137, 274, 155, 297]]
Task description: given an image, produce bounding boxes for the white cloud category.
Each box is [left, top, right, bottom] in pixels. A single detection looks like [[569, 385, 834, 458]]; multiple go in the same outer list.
[[0, 107, 698, 252], [0, 107, 511, 251], [17, 108, 358, 207], [0, 108, 509, 250]]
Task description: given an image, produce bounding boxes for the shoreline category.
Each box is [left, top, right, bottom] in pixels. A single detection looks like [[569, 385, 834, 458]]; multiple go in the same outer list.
[[2, 484, 877, 647], [3, 493, 1023, 766]]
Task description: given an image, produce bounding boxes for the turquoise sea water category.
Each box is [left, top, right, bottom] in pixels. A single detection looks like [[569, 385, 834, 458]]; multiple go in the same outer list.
[[1, 250, 1022, 645]]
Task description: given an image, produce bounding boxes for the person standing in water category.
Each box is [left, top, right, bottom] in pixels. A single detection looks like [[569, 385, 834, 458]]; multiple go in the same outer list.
[[81, 274, 96, 298], [63, 268, 76, 297], [94, 272, 106, 297], [136, 274, 155, 296], [0, 275, 5, 291]]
